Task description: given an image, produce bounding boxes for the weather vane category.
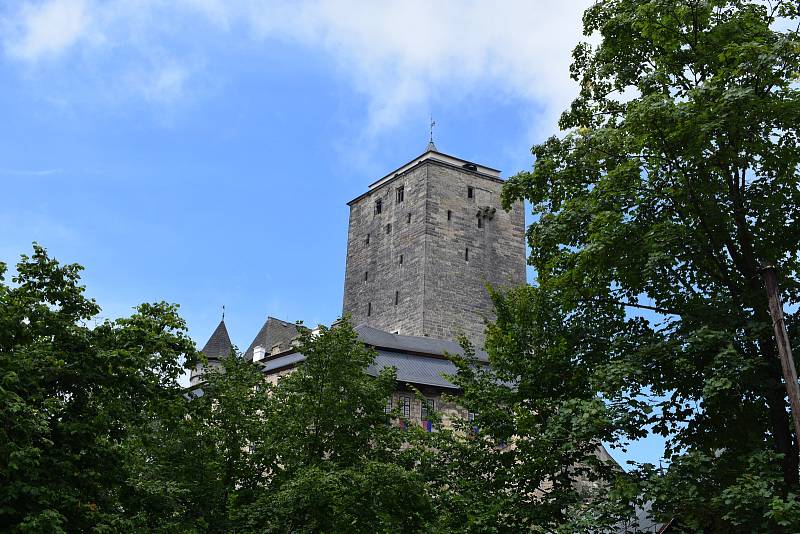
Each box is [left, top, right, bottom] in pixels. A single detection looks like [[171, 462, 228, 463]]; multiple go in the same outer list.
[[222, 304, 225, 321], [429, 116, 436, 144]]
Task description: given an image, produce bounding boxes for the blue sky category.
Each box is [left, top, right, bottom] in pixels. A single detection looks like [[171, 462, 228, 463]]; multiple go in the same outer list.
[[0, 0, 665, 466]]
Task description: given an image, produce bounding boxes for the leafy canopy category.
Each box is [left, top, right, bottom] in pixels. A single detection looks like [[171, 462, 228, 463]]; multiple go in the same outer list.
[[0, 245, 196, 532], [502, 0, 800, 531]]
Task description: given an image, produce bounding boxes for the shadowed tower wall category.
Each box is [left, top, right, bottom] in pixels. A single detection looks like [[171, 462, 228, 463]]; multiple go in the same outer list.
[[342, 149, 526, 347]]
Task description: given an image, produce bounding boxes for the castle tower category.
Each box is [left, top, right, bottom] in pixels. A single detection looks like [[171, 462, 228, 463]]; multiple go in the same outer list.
[[190, 318, 233, 385], [342, 144, 526, 347]]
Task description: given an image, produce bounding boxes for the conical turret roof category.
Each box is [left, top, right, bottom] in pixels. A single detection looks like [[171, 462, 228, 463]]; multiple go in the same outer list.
[[201, 319, 233, 360]]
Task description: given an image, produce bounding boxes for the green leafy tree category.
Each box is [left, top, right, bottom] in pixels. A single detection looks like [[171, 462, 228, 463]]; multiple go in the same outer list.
[[502, 0, 800, 530], [0, 245, 196, 532], [127, 350, 271, 532], [239, 320, 434, 533], [415, 286, 643, 533]]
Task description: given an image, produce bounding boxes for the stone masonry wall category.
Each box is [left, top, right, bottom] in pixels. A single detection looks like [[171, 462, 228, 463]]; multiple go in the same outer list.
[[343, 158, 527, 347], [342, 165, 427, 335], [423, 163, 527, 346]]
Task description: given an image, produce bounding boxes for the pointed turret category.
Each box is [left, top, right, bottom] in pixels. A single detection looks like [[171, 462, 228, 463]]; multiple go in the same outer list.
[[201, 319, 233, 360], [190, 319, 234, 386]]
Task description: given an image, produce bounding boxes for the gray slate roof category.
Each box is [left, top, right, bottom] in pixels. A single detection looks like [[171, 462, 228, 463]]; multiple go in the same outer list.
[[258, 325, 490, 389], [260, 349, 465, 389], [354, 324, 489, 362], [200, 320, 233, 360], [243, 316, 303, 361], [369, 350, 463, 388]]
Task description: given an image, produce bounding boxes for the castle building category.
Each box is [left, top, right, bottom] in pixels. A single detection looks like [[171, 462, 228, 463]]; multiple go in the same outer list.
[[192, 143, 527, 420]]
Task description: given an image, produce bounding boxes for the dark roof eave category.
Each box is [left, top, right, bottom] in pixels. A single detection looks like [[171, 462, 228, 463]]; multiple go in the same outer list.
[[261, 361, 462, 391], [347, 156, 505, 206], [367, 149, 501, 187]]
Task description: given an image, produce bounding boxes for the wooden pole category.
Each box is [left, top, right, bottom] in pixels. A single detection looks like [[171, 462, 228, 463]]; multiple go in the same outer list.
[[760, 265, 800, 451]]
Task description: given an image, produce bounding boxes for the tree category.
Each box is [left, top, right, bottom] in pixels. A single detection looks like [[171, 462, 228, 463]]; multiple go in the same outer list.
[[501, 0, 800, 530], [127, 350, 271, 532], [0, 245, 196, 532], [414, 286, 644, 533], [239, 320, 434, 533]]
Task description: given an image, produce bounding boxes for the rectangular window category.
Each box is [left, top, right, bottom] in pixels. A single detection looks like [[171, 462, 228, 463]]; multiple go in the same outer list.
[[386, 223, 392, 234], [365, 233, 370, 245], [396, 186, 404, 203], [394, 291, 399, 305], [367, 302, 372, 316], [465, 247, 469, 261], [364, 271, 369, 282], [467, 186, 474, 199], [477, 217, 483, 228], [385, 397, 393, 414], [447, 210, 452, 221], [399, 254, 403, 265], [375, 199, 382, 214], [407, 212, 412, 224], [421, 398, 435, 420], [400, 396, 411, 418]]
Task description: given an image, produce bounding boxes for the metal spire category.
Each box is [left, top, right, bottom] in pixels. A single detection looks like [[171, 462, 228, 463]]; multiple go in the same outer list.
[[222, 304, 225, 321], [427, 116, 437, 152]]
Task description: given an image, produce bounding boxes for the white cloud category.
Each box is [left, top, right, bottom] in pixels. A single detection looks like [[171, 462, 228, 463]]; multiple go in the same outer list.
[[3, 0, 593, 137], [0, 168, 63, 176], [127, 61, 190, 103], [6, 0, 90, 61]]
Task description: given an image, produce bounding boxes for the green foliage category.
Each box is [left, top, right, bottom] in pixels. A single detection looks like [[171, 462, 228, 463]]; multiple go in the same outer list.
[[417, 286, 642, 532], [239, 320, 434, 533], [502, 0, 800, 530], [245, 462, 430, 533], [127, 351, 271, 532], [0, 245, 196, 532], [0, 248, 432, 532], [257, 322, 399, 471]]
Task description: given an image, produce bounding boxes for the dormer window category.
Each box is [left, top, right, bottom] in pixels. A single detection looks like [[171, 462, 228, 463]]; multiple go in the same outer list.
[[396, 186, 404, 203], [375, 199, 382, 215]]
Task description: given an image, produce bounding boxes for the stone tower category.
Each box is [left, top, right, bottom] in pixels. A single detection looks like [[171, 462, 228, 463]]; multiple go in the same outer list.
[[342, 144, 526, 347]]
